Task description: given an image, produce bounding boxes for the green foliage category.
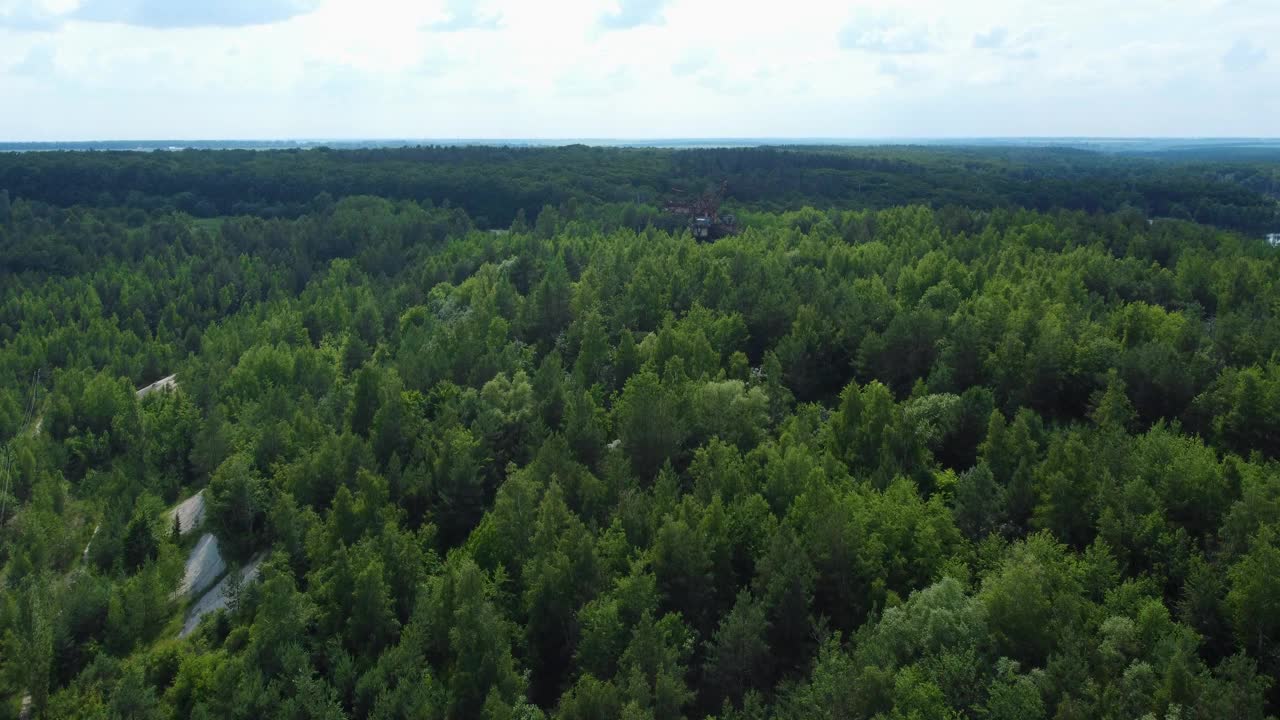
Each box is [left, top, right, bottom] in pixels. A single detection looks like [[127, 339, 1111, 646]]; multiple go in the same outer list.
[[2, 146, 1280, 719], [1226, 528, 1280, 656], [614, 370, 686, 480], [206, 453, 270, 560], [978, 533, 1085, 667], [704, 591, 770, 710]]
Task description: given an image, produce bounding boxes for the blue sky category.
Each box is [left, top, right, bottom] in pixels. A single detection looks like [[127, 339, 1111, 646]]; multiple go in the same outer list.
[[0, 0, 1276, 140]]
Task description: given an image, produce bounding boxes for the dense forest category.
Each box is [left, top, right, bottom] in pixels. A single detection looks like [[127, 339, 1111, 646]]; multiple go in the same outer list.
[[1, 145, 1279, 719], [1, 145, 1278, 237]]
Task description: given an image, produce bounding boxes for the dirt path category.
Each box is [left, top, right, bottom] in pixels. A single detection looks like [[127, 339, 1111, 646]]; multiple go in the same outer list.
[[81, 524, 100, 564]]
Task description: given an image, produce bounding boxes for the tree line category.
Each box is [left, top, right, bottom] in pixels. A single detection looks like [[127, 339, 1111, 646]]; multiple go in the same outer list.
[[1, 147, 1279, 718], [1, 144, 1277, 233]]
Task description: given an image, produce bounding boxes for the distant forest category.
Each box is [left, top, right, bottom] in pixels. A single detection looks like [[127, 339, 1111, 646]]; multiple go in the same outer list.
[[1, 145, 1280, 719], [1, 144, 1278, 235]]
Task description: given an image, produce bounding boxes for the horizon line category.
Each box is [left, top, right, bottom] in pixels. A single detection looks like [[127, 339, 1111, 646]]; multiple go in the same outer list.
[[4, 135, 1280, 144]]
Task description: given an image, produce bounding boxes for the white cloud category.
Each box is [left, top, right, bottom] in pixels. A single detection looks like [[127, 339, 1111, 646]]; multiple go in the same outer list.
[[973, 26, 1039, 61], [1222, 39, 1266, 72], [0, 0, 1276, 140], [0, 0, 73, 29], [973, 27, 1007, 49], [426, 0, 500, 31], [0, 0, 321, 28], [10, 43, 54, 75], [838, 12, 934, 54], [72, 0, 321, 28], [600, 0, 666, 30], [671, 48, 713, 77]]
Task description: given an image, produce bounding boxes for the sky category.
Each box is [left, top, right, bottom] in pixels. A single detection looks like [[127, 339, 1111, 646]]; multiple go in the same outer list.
[[0, 0, 1277, 140]]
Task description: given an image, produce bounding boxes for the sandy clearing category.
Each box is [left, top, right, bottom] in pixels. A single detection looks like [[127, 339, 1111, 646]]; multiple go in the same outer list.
[[180, 553, 266, 638], [167, 490, 206, 537], [177, 533, 225, 599], [136, 374, 178, 399]]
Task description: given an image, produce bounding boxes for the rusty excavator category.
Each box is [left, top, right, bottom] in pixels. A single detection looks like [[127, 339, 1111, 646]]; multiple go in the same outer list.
[[663, 180, 740, 241]]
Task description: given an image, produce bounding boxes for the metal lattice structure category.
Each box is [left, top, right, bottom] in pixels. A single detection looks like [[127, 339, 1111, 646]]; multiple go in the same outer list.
[[663, 180, 740, 241]]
